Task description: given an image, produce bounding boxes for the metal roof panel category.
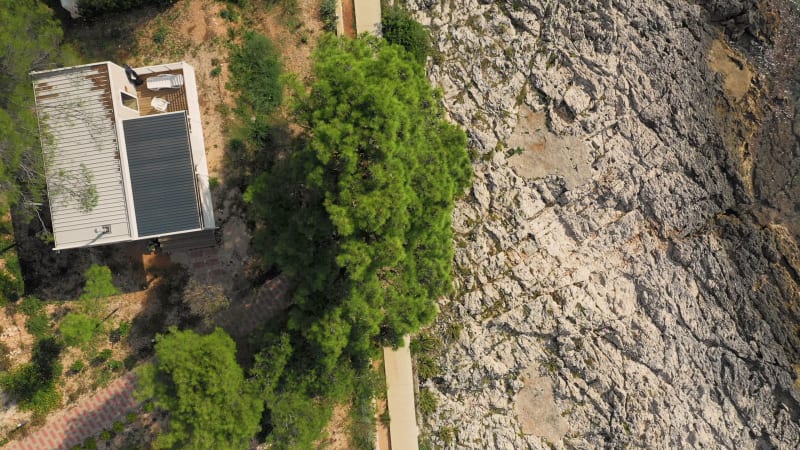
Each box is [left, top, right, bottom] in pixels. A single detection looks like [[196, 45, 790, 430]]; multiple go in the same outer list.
[[122, 112, 201, 237]]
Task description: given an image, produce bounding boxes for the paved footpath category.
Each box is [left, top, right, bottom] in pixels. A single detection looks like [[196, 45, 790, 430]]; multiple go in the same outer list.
[[4, 372, 138, 450], [383, 336, 419, 450]]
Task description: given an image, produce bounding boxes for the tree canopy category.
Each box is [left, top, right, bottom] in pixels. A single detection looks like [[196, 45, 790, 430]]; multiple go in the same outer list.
[[0, 0, 64, 212], [136, 327, 262, 450], [245, 34, 470, 444]]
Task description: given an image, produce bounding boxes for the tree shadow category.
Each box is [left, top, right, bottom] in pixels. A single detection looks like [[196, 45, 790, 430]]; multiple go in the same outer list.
[[9, 205, 148, 301]]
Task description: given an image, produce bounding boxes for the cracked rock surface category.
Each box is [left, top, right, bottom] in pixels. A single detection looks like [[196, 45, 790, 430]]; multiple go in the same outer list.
[[408, 0, 800, 448]]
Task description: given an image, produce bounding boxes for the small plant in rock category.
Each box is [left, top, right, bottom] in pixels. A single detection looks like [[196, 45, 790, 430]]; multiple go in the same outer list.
[[418, 388, 438, 416], [113, 420, 124, 433], [108, 359, 123, 372], [126, 412, 138, 423], [99, 429, 112, 440], [415, 353, 441, 379]]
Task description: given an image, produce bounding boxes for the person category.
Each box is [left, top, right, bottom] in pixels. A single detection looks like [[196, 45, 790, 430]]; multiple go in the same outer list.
[[124, 64, 143, 86]]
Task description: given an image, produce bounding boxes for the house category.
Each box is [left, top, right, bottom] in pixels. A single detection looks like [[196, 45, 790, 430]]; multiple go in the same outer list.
[[31, 61, 215, 251]]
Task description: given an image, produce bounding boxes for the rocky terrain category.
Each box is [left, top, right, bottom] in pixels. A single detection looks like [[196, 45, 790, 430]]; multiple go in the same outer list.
[[408, 0, 800, 448]]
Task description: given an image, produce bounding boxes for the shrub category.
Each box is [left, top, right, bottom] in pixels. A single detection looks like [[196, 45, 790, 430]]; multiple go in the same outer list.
[[94, 349, 113, 365], [60, 313, 100, 347], [320, 0, 337, 32], [126, 412, 138, 423], [229, 32, 283, 119], [70, 360, 86, 374], [80, 264, 119, 315], [0, 270, 22, 304], [107, 359, 123, 372], [109, 321, 130, 343], [0, 342, 10, 371], [0, 338, 63, 416], [18, 296, 44, 316], [26, 314, 51, 340], [83, 436, 96, 450], [152, 26, 167, 45], [99, 429, 112, 440], [418, 388, 437, 416], [123, 355, 137, 370], [415, 353, 440, 379], [381, 6, 431, 64], [113, 421, 124, 433]]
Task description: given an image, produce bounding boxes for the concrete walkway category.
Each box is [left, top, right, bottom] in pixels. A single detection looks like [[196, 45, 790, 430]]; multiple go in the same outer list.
[[353, 0, 381, 36], [4, 372, 138, 450], [383, 336, 419, 450]]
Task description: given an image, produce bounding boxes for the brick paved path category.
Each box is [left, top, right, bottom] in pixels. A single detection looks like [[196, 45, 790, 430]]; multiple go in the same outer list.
[[4, 373, 138, 450], [216, 275, 291, 338]]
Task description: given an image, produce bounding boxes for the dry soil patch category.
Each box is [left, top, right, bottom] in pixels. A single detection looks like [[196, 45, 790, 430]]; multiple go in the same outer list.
[[513, 365, 569, 443], [507, 106, 593, 189]]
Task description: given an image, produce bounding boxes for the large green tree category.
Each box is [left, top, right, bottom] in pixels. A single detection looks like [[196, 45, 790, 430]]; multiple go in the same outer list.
[[248, 35, 470, 364], [0, 0, 64, 212], [136, 327, 262, 450]]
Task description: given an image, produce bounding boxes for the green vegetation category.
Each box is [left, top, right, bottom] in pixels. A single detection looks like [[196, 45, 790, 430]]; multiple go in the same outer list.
[[243, 34, 470, 447], [320, 0, 337, 32], [418, 388, 438, 416], [19, 297, 52, 339], [60, 313, 101, 347], [136, 327, 262, 450], [0, 0, 64, 216], [70, 360, 86, 374], [228, 32, 284, 122], [0, 338, 62, 418], [79, 264, 120, 315], [76, 0, 178, 19], [381, 6, 431, 64]]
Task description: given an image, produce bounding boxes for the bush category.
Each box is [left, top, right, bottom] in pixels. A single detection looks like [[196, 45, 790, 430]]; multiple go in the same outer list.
[[70, 360, 86, 374], [418, 388, 437, 416], [83, 436, 96, 450], [107, 359, 123, 372], [80, 264, 119, 315], [18, 296, 44, 316], [99, 430, 112, 440], [229, 32, 283, 119], [0, 338, 63, 416], [109, 321, 130, 343], [60, 313, 100, 347], [26, 314, 51, 340], [94, 349, 113, 365], [76, 0, 178, 19], [0, 271, 22, 304], [113, 421, 124, 433], [320, 0, 337, 32], [381, 6, 431, 64], [126, 412, 138, 423], [0, 342, 10, 371]]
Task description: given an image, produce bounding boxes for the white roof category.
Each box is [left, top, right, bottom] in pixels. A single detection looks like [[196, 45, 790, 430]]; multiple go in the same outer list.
[[32, 63, 133, 250]]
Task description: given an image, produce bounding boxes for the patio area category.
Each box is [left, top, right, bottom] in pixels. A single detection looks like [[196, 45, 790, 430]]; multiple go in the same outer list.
[[134, 70, 189, 116]]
